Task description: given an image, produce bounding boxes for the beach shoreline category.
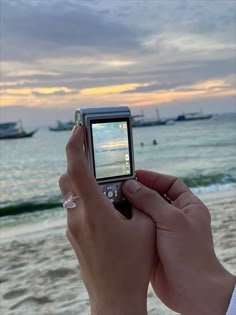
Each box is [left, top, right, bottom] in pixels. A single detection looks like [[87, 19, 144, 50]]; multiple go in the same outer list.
[[1, 187, 235, 242], [0, 189, 235, 315]]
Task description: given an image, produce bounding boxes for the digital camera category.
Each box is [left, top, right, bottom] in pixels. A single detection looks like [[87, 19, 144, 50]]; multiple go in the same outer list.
[[75, 106, 135, 218]]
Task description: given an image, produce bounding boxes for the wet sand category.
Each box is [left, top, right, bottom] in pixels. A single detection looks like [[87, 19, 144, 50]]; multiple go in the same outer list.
[[0, 192, 235, 315]]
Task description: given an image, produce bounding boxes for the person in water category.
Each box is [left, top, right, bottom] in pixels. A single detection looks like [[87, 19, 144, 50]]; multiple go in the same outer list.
[[59, 125, 236, 315]]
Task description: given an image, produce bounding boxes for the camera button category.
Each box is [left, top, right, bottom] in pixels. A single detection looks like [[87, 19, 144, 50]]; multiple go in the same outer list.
[[107, 191, 114, 198]]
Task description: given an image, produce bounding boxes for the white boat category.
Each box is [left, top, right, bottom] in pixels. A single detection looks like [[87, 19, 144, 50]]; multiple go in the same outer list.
[[0, 120, 38, 140], [174, 112, 213, 122], [49, 120, 74, 131]]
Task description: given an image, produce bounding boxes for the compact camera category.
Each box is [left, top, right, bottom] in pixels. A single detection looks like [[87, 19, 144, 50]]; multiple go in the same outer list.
[[75, 106, 135, 218]]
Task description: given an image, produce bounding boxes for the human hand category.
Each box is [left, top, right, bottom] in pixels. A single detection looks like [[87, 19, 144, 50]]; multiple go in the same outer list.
[[59, 127, 156, 315], [123, 170, 235, 315]]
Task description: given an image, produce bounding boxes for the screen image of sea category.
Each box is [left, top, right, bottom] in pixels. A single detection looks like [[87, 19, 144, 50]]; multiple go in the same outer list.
[[92, 121, 130, 179]]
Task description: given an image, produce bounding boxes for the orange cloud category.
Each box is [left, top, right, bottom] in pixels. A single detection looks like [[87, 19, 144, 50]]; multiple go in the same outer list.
[[34, 87, 72, 94], [2, 87, 72, 96], [80, 83, 149, 95], [1, 79, 235, 109]]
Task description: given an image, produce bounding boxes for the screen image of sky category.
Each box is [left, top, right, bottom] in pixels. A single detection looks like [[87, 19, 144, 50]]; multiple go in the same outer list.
[[1, 0, 236, 125], [92, 121, 130, 179]]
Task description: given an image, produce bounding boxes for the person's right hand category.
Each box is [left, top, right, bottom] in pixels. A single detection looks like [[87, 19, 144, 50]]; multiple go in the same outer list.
[[123, 170, 235, 315]]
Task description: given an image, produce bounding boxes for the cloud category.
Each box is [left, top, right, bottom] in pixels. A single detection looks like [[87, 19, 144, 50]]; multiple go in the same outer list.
[[1, 57, 235, 93], [122, 82, 190, 94], [121, 58, 236, 94], [1, 0, 143, 62], [1, 0, 235, 116], [31, 90, 77, 97]]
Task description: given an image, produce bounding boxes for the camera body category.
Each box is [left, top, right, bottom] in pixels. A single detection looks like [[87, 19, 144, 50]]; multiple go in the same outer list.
[[75, 106, 135, 218]]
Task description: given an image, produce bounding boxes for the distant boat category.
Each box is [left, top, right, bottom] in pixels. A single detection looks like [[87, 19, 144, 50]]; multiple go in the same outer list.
[[132, 108, 171, 128], [49, 120, 74, 131], [0, 120, 38, 140], [174, 112, 213, 122], [132, 119, 168, 127]]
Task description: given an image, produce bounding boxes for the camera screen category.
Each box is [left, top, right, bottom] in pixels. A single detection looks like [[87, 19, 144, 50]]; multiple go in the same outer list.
[[91, 120, 131, 180]]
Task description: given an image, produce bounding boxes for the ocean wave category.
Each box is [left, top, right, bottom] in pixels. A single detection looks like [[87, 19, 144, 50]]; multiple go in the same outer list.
[[95, 147, 128, 153], [0, 172, 236, 217], [181, 172, 236, 188], [192, 183, 236, 194], [0, 200, 61, 217]]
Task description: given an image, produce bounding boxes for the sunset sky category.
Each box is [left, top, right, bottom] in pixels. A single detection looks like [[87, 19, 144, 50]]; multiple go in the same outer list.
[[1, 0, 236, 126]]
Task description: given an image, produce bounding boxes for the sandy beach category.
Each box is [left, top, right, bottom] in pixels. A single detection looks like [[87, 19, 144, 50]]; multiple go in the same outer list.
[[1, 190, 235, 315]]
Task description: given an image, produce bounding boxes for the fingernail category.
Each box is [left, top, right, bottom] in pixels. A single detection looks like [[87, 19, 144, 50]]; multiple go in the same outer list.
[[124, 180, 142, 194]]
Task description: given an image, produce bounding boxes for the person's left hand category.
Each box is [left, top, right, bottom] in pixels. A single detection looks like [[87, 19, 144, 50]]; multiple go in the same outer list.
[[59, 125, 156, 315]]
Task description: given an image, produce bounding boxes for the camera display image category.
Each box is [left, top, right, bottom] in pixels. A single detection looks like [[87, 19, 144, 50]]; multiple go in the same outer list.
[[92, 121, 131, 179]]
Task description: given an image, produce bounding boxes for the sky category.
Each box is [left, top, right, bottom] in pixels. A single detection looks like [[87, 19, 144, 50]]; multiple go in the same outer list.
[[0, 0, 236, 126]]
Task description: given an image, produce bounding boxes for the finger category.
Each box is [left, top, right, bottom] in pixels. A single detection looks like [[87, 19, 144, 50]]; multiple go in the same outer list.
[[173, 190, 204, 210], [59, 173, 81, 235], [123, 180, 183, 228], [130, 207, 155, 230], [66, 126, 104, 201], [136, 170, 201, 205], [59, 173, 77, 199], [66, 126, 115, 219]]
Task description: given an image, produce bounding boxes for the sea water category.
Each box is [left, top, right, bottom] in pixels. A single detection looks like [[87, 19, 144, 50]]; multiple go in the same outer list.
[[0, 113, 236, 233]]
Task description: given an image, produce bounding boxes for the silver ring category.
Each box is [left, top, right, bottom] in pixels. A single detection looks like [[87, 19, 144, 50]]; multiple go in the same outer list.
[[63, 192, 78, 209]]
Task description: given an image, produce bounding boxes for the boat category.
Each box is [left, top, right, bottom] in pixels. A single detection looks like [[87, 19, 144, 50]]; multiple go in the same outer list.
[[132, 108, 171, 127], [132, 119, 168, 127], [0, 120, 38, 140], [49, 120, 74, 131], [174, 112, 213, 122]]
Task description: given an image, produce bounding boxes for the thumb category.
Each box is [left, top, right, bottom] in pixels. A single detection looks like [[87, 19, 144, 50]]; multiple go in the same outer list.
[[123, 180, 180, 227]]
